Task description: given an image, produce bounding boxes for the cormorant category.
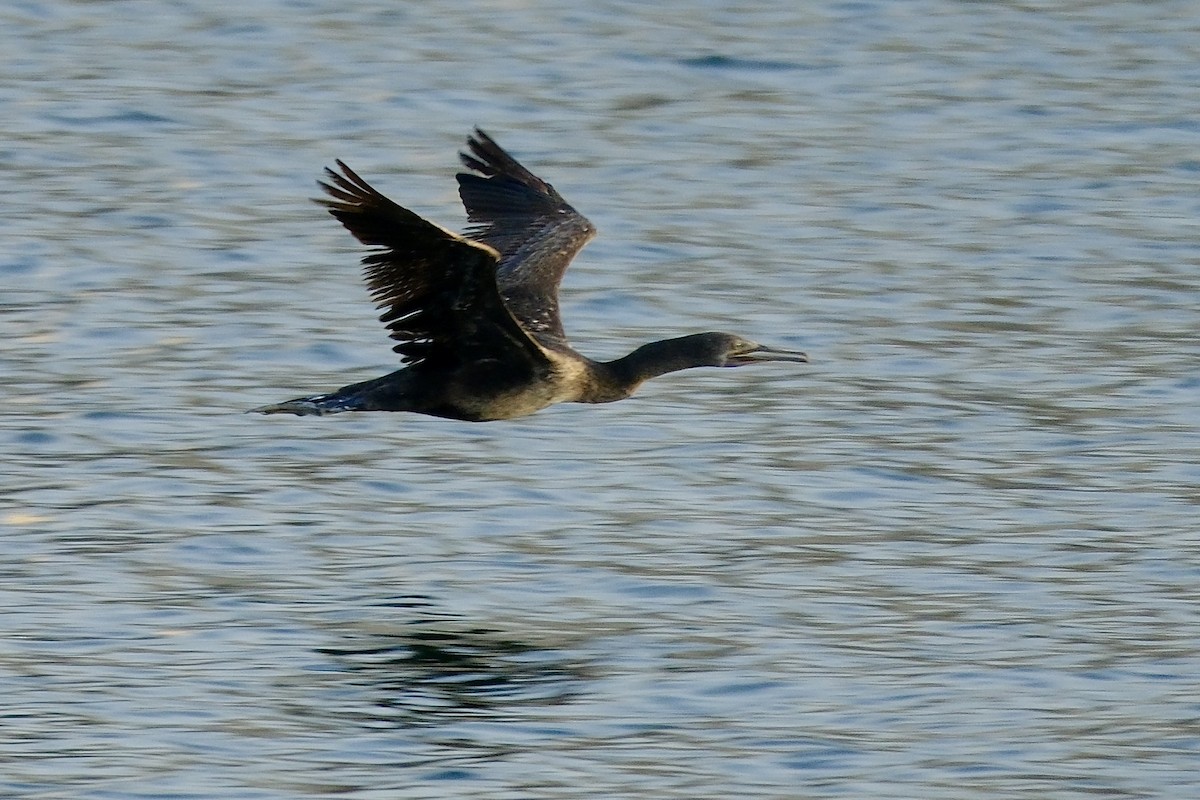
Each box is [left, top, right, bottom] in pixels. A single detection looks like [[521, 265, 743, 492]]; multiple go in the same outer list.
[[253, 130, 808, 422]]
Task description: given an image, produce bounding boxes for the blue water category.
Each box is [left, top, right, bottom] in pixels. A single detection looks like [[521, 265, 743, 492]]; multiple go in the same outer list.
[[3, 1, 1198, 798]]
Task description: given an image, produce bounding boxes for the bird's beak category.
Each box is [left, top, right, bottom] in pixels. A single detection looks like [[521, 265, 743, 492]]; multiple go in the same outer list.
[[732, 344, 809, 365]]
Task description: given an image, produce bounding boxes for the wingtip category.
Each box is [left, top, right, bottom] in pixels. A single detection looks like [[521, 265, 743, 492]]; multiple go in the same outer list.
[[329, 159, 366, 185], [314, 160, 386, 209], [461, 128, 496, 174], [315, 163, 346, 196]]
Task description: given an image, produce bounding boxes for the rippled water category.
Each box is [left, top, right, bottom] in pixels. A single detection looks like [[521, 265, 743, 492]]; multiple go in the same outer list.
[[4, 1, 1199, 798]]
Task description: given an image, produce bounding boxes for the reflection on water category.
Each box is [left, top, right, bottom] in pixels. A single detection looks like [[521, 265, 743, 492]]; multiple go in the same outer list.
[[316, 599, 585, 728], [4, 0, 1199, 798]]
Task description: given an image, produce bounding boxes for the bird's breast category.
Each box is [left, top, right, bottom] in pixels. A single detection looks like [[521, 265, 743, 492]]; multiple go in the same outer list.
[[439, 357, 569, 421]]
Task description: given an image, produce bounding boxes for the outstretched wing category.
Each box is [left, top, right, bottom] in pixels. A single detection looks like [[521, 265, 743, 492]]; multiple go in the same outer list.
[[318, 160, 549, 370], [456, 129, 596, 342]]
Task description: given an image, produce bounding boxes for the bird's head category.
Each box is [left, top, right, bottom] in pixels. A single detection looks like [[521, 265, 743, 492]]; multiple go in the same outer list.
[[608, 332, 808, 388], [695, 333, 809, 367]]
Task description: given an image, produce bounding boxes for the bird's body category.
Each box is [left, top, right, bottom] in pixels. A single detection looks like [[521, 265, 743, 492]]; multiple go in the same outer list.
[[254, 130, 807, 421]]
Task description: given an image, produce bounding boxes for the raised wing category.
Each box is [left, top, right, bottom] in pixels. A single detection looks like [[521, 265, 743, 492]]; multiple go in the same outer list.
[[318, 160, 549, 370], [456, 129, 596, 342]]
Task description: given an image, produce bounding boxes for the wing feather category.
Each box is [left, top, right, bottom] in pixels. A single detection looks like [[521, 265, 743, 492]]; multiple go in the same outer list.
[[317, 160, 548, 370], [456, 129, 596, 342]]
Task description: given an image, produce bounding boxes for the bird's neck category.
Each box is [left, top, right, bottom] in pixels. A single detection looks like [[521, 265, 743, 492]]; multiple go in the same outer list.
[[601, 337, 712, 393]]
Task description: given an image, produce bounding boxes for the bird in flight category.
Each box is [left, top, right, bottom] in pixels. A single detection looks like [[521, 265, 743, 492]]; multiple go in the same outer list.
[[253, 130, 807, 421]]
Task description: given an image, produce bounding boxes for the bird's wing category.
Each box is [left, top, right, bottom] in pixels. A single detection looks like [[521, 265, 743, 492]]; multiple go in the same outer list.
[[318, 160, 550, 370], [456, 129, 597, 342]]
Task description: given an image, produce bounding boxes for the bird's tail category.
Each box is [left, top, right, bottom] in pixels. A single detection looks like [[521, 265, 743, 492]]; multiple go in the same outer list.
[[250, 391, 365, 416]]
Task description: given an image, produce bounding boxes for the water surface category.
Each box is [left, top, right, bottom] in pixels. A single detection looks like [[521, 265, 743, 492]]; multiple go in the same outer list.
[[3, 1, 1198, 798]]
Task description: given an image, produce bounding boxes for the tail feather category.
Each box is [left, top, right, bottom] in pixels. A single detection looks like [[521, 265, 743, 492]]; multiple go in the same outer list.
[[250, 392, 363, 416]]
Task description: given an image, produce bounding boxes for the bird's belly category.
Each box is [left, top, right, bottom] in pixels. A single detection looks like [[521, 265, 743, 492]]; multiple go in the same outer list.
[[444, 362, 577, 421], [447, 385, 563, 421]]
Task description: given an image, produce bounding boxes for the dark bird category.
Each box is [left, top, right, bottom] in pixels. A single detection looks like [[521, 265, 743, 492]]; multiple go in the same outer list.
[[253, 130, 808, 421]]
